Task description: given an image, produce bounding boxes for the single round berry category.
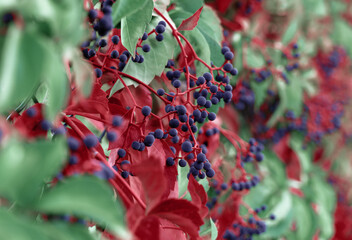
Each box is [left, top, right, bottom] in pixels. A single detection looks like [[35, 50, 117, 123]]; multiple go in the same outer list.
[[95, 68, 102, 78], [154, 129, 163, 139], [193, 109, 201, 119], [118, 149, 126, 158], [169, 128, 178, 137], [169, 119, 180, 128], [158, 21, 166, 27], [111, 35, 120, 44], [88, 9, 98, 19], [121, 171, 129, 178], [68, 137, 80, 151], [230, 68, 238, 76], [156, 34, 164, 41], [224, 51, 234, 60], [179, 159, 187, 167], [112, 115, 123, 127], [144, 135, 155, 147], [205, 100, 212, 108], [155, 25, 165, 34], [223, 63, 233, 72], [119, 54, 128, 63], [206, 169, 215, 178], [201, 111, 208, 118], [142, 44, 150, 52], [132, 141, 141, 150], [166, 157, 175, 166], [141, 106, 151, 116], [197, 76, 205, 85], [197, 153, 206, 162], [88, 49, 96, 58], [221, 183, 228, 190], [107, 131, 117, 142], [181, 141, 193, 152], [142, 32, 148, 40], [173, 79, 181, 88], [157, 88, 165, 96], [221, 46, 230, 54], [256, 152, 264, 162], [41, 120, 51, 131], [269, 214, 276, 220], [208, 112, 216, 121], [84, 134, 98, 148], [171, 136, 180, 143], [197, 96, 206, 106], [69, 155, 78, 165], [203, 72, 212, 81], [209, 85, 218, 93], [110, 50, 119, 58], [179, 114, 187, 122], [211, 97, 219, 105]]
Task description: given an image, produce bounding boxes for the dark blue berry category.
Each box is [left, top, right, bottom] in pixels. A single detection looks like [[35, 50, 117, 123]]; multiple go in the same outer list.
[[154, 129, 163, 139], [142, 44, 150, 52], [118, 149, 126, 158], [144, 135, 155, 147], [69, 155, 78, 165], [197, 153, 206, 162], [141, 106, 151, 116], [88, 49, 96, 58], [221, 46, 230, 54], [88, 9, 97, 19], [155, 25, 165, 33], [119, 54, 127, 62], [179, 114, 187, 122], [203, 72, 212, 81], [206, 169, 215, 178], [205, 100, 212, 108], [179, 159, 187, 167], [95, 68, 102, 78], [211, 97, 219, 105], [201, 111, 208, 118], [112, 115, 123, 127], [132, 141, 141, 150], [197, 76, 205, 85], [223, 63, 233, 72], [111, 35, 120, 44], [181, 141, 193, 152], [173, 79, 181, 88], [224, 51, 234, 60], [41, 120, 51, 131], [121, 171, 129, 178], [156, 34, 164, 41], [99, 39, 108, 47], [157, 88, 165, 96], [166, 157, 175, 166], [209, 85, 218, 93], [158, 21, 166, 27], [169, 119, 179, 128], [197, 96, 206, 106], [142, 32, 148, 40], [68, 137, 80, 151], [110, 50, 119, 58], [84, 135, 98, 148], [107, 131, 117, 142], [169, 128, 178, 137]]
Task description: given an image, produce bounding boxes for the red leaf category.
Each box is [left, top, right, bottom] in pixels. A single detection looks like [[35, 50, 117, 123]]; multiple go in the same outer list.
[[134, 216, 161, 240], [177, 7, 203, 31], [187, 175, 208, 218], [148, 198, 203, 240], [132, 152, 167, 209]]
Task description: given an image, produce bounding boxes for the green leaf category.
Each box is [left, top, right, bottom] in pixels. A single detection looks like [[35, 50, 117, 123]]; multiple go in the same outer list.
[[169, 6, 223, 66], [182, 28, 211, 75], [36, 176, 126, 236], [246, 46, 265, 68], [112, 0, 150, 24], [0, 26, 47, 112], [0, 207, 95, 240], [110, 16, 177, 95], [267, 81, 287, 127], [282, 18, 299, 44], [263, 191, 294, 238], [199, 218, 218, 239], [178, 163, 190, 197], [285, 72, 303, 116], [121, 0, 153, 55], [250, 78, 272, 109], [172, 0, 204, 13], [0, 138, 67, 205], [289, 132, 312, 173], [45, 46, 68, 121], [291, 196, 316, 240]]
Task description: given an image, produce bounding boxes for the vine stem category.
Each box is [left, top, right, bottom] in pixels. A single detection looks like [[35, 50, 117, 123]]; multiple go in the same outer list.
[[62, 115, 146, 210]]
